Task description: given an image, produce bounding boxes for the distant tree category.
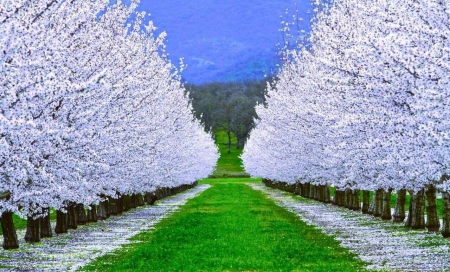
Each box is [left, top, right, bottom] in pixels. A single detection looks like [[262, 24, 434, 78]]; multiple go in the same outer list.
[[186, 80, 267, 152]]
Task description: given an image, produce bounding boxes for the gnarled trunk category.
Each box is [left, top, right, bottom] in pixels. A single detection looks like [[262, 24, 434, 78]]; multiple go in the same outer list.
[[425, 185, 440, 233], [40, 208, 52, 238], [441, 192, 450, 237], [24, 216, 41, 243], [405, 189, 425, 229], [393, 189, 406, 222], [381, 189, 392, 220], [361, 190, 370, 214], [1, 211, 19, 250]]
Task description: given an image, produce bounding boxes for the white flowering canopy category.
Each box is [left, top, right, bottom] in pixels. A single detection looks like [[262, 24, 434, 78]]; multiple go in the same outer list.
[[243, 0, 450, 193], [0, 0, 219, 217]]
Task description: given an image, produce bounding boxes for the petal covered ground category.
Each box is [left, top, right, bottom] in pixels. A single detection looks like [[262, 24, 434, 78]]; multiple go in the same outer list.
[[0, 185, 210, 271], [248, 183, 450, 271]]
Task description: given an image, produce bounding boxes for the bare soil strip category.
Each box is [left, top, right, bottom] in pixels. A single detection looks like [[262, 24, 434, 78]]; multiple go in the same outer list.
[[248, 183, 450, 271], [0, 184, 211, 271]]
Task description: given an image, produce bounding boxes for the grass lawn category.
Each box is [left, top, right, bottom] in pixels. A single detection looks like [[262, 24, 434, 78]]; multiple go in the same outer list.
[[81, 179, 366, 272], [210, 130, 249, 178]]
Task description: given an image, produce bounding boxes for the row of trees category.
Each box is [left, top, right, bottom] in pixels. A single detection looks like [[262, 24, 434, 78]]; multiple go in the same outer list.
[[186, 81, 267, 152], [0, 0, 218, 249], [242, 0, 450, 236]]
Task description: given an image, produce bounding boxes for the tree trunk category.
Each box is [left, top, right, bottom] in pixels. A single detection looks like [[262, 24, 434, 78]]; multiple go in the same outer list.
[[351, 189, 360, 211], [40, 208, 52, 238], [145, 192, 157, 205], [1, 212, 19, 250], [381, 189, 392, 220], [97, 201, 108, 220], [55, 210, 68, 234], [87, 205, 98, 222], [309, 185, 315, 199], [76, 204, 87, 225], [361, 190, 370, 214], [323, 185, 331, 203], [67, 204, 78, 229], [425, 185, 440, 233], [345, 189, 352, 209], [105, 198, 111, 218], [393, 189, 406, 222], [109, 197, 118, 215], [405, 189, 425, 229], [373, 189, 383, 217], [116, 196, 123, 214], [24, 216, 41, 243], [137, 193, 145, 206], [441, 192, 450, 237], [130, 194, 137, 209]]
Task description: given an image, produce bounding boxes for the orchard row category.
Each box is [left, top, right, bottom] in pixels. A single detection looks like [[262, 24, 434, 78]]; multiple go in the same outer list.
[[0, 1, 218, 249], [243, 0, 450, 236]]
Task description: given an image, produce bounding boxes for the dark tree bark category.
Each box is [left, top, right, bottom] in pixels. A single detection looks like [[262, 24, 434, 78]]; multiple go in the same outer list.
[[87, 205, 98, 222], [294, 183, 301, 195], [76, 204, 87, 225], [105, 198, 111, 218], [425, 185, 440, 233], [373, 189, 384, 217], [97, 201, 107, 220], [145, 192, 157, 205], [323, 185, 331, 203], [109, 197, 118, 215], [393, 189, 406, 222], [351, 190, 360, 211], [309, 185, 315, 200], [40, 208, 52, 238], [441, 192, 450, 237], [130, 194, 137, 209], [1, 211, 19, 250], [24, 216, 41, 243], [361, 190, 370, 214], [137, 194, 145, 206], [381, 189, 392, 220], [345, 189, 352, 209], [116, 196, 123, 214], [67, 204, 78, 229], [405, 189, 425, 229], [55, 210, 68, 234]]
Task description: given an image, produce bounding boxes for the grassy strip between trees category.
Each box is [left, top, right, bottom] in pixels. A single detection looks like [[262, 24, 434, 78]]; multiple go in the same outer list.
[[210, 130, 249, 178], [81, 179, 366, 271]]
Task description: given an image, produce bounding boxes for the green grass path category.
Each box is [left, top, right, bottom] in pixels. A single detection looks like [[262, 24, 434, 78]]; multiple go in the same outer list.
[[83, 131, 365, 271], [82, 179, 365, 271]]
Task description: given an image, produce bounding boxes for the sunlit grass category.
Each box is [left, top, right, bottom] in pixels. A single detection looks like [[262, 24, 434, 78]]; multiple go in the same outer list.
[[81, 180, 366, 271], [210, 130, 249, 178]]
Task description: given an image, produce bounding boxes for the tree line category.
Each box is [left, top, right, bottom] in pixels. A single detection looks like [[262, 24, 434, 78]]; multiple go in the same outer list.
[[243, 0, 450, 237], [186, 80, 268, 152], [0, 0, 218, 250]]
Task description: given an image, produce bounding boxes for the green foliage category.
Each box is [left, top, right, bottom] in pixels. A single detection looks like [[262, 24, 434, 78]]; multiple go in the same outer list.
[[82, 181, 366, 271], [186, 80, 267, 149]]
